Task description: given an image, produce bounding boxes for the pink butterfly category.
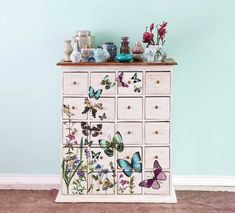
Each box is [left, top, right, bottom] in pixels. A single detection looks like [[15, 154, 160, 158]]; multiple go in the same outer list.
[[139, 160, 167, 190], [116, 72, 129, 87]]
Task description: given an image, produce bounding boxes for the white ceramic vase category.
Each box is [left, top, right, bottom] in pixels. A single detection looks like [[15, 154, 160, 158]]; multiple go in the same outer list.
[[70, 40, 82, 62], [102, 44, 110, 61], [64, 40, 73, 62]]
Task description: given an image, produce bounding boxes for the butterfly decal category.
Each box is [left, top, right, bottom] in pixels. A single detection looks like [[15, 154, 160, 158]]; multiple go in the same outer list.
[[98, 131, 124, 157], [139, 160, 167, 190], [91, 151, 101, 160], [131, 73, 141, 83], [117, 152, 142, 177], [88, 86, 102, 100], [134, 85, 142, 93], [116, 72, 129, 88], [102, 178, 114, 191], [82, 98, 103, 118], [101, 75, 115, 90], [98, 113, 106, 121], [81, 122, 102, 137]]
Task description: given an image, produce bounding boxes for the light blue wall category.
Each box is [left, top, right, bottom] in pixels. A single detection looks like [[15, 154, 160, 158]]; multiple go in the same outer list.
[[0, 0, 234, 175]]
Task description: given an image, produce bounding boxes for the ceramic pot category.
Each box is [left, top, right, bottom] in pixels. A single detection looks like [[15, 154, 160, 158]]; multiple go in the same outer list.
[[105, 42, 117, 61], [70, 40, 82, 62], [64, 40, 73, 62], [94, 47, 105, 63], [115, 53, 133, 62], [102, 44, 110, 61], [132, 41, 144, 61]]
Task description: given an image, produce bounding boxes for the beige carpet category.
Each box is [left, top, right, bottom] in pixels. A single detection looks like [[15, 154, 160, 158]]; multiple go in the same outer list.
[[0, 190, 235, 213]]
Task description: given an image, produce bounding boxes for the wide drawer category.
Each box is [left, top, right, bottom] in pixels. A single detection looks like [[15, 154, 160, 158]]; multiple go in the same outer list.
[[118, 98, 143, 120], [63, 73, 88, 95], [145, 122, 170, 144], [145, 72, 171, 94], [117, 122, 143, 145], [145, 97, 170, 120], [144, 146, 170, 170]]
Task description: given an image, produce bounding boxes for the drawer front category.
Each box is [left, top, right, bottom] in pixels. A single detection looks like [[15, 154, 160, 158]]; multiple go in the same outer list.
[[145, 72, 171, 94], [63, 98, 88, 120], [117, 72, 143, 95], [145, 147, 170, 170], [90, 72, 116, 95], [90, 122, 115, 144], [90, 98, 115, 120], [117, 122, 142, 145], [143, 172, 170, 195], [117, 172, 142, 195], [117, 147, 142, 168], [63, 73, 88, 95], [118, 98, 143, 120], [145, 122, 170, 144], [145, 97, 170, 120], [63, 122, 83, 145]]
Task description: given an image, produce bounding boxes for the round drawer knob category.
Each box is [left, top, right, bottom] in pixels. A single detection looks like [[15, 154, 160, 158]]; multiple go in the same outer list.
[[126, 155, 130, 159], [156, 80, 160, 84], [71, 106, 75, 110], [73, 81, 77, 85], [127, 131, 131, 134], [100, 131, 103, 135], [128, 80, 131, 84], [127, 106, 131, 109], [155, 155, 158, 159], [155, 130, 159, 134], [155, 105, 158, 109]]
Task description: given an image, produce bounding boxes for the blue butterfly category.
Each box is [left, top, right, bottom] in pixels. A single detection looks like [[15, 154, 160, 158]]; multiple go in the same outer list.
[[117, 152, 142, 177], [88, 86, 102, 100]]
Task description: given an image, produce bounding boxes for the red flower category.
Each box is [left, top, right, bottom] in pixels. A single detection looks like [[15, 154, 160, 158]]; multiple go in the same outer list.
[[142, 31, 154, 44], [149, 23, 154, 32], [158, 21, 167, 41]]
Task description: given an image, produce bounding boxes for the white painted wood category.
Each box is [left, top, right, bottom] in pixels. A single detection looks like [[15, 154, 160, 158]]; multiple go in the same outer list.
[[117, 97, 143, 120], [90, 72, 116, 95], [145, 147, 170, 170], [145, 122, 170, 144], [63, 72, 88, 95], [145, 97, 170, 120], [117, 122, 143, 145], [145, 72, 171, 94]]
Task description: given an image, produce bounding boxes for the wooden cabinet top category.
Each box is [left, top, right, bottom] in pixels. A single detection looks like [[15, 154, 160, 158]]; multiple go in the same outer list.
[[56, 58, 177, 66]]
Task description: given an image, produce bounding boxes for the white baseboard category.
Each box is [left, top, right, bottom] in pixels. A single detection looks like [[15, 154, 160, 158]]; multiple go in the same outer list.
[[0, 174, 235, 192]]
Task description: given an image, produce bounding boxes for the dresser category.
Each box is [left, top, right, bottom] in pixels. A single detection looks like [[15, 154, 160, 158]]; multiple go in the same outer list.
[[56, 59, 177, 203]]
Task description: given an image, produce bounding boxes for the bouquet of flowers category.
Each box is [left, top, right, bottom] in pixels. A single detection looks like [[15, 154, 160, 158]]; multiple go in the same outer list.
[[142, 22, 167, 47]]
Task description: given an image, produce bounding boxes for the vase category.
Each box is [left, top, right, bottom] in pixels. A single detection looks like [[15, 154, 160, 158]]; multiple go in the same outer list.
[[120, 36, 130, 54], [94, 47, 105, 63], [105, 42, 117, 61], [64, 40, 73, 62], [144, 45, 158, 62], [102, 44, 110, 61], [70, 40, 82, 62], [132, 41, 144, 61]]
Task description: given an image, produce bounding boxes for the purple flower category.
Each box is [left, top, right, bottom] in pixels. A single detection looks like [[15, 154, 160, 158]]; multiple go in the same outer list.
[[84, 148, 90, 158], [73, 159, 80, 169], [77, 170, 85, 177], [101, 169, 109, 174]]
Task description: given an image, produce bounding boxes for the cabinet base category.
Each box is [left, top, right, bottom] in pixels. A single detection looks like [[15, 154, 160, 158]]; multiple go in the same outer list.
[[55, 186, 177, 203]]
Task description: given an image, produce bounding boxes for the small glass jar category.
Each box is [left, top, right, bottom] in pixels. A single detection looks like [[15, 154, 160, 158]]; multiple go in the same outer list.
[[76, 31, 93, 50]]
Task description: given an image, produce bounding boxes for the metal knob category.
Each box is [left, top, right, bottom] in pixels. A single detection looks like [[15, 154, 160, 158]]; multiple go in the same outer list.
[[126, 155, 130, 159], [155, 130, 159, 134], [155, 105, 158, 109], [71, 106, 75, 110], [156, 80, 160, 84], [100, 131, 103, 135], [127, 131, 131, 134], [127, 106, 131, 109], [155, 155, 158, 159], [73, 81, 77, 85], [128, 80, 131, 84]]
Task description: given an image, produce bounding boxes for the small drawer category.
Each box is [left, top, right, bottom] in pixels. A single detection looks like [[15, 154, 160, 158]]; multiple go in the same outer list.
[[91, 98, 115, 120], [62, 122, 83, 145], [117, 72, 143, 95], [63, 98, 88, 120], [90, 72, 116, 95], [146, 72, 171, 94], [90, 172, 115, 195], [118, 98, 143, 120], [142, 172, 170, 195], [117, 172, 142, 195], [118, 122, 142, 145], [63, 73, 88, 95], [145, 147, 170, 170], [145, 97, 170, 120], [117, 147, 142, 169], [90, 147, 115, 172], [145, 122, 170, 144], [90, 122, 115, 144]]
